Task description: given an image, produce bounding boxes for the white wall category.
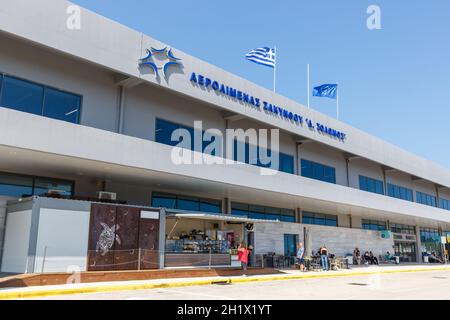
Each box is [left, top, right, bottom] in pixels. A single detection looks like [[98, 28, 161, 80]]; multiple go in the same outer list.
[[306, 224, 394, 257], [1, 210, 32, 273], [34, 208, 90, 273], [254, 222, 302, 254], [254, 222, 394, 258]]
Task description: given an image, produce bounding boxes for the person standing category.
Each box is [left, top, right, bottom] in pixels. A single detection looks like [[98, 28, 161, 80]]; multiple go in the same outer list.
[[296, 242, 305, 272], [320, 245, 329, 271], [238, 241, 249, 276]]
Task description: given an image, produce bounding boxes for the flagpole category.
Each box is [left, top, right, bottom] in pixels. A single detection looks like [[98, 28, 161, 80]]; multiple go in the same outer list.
[[307, 64, 310, 108], [273, 46, 277, 92]]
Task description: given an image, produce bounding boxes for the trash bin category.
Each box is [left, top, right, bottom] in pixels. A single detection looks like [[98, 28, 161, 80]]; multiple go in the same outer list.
[[423, 255, 429, 263], [395, 256, 400, 264]]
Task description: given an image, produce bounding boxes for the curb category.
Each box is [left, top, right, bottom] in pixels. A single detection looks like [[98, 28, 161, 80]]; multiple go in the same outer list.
[[1, 266, 449, 300]]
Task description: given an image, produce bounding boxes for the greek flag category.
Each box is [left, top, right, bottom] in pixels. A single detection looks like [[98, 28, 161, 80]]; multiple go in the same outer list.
[[246, 47, 276, 68], [313, 84, 338, 100]]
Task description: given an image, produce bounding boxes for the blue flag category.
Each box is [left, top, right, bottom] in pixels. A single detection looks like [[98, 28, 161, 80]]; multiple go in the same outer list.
[[313, 84, 338, 100]]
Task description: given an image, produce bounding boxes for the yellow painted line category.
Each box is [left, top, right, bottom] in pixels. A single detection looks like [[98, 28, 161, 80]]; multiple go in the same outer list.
[[0, 266, 449, 300]]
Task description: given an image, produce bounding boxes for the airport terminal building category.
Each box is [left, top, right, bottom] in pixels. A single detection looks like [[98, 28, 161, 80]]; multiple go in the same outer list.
[[0, 0, 449, 273]]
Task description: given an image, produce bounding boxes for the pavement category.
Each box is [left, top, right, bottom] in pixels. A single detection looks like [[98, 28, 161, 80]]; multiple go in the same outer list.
[[1, 264, 450, 300]]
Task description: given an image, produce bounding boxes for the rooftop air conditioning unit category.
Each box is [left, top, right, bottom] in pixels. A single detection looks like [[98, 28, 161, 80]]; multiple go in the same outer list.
[[97, 191, 117, 201]]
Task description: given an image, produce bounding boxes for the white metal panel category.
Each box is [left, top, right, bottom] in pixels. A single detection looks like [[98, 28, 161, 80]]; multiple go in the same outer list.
[[34, 208, 90, 273], [0, 210, 32, 273]]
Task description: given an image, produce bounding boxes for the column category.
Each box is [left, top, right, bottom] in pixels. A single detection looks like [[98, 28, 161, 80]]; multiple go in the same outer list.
[[415, 226, 423, 263]]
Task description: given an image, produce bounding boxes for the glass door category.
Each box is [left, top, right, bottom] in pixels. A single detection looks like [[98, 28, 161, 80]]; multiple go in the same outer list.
[[394, 242, 416, 262]]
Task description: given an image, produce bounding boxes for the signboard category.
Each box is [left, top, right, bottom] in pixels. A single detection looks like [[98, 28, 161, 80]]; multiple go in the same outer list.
[[441, 236, 447, 244]]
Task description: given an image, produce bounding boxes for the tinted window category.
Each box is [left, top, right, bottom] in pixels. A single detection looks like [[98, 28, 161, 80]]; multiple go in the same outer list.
[[360, 175, 385, 195], [43, 88, 81, 123], [387, 183, 414, 202], [151, 192, 221, 213], [440, 198, 450, 211], [416, 191, 437, 207], [33, 177, 73, 196], [301, 159, 336, 184], [0, 172, 73, 198], [1, 76, 43, 115], [362, 219, 386, 230], [0, 173, 33, 197], [302, 211, 337, 227], [231, 202, 295, 222], [177, 196, 200, 211], [0, 75, 81, 124], [152, 193, 176, 209]]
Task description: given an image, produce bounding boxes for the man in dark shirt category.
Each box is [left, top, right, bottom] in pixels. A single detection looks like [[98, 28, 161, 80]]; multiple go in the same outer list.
[[320, 245, 329, 271]]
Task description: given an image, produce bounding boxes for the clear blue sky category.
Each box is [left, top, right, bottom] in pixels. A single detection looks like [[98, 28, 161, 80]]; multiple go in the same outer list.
[[72, 0, 450, 169]]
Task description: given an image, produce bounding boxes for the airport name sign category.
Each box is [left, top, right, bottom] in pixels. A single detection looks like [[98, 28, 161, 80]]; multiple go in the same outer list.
[[189, 72, 346, 142]]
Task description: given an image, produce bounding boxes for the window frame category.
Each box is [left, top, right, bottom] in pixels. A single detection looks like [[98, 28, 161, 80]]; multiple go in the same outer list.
[[0, 72, 83, 124]]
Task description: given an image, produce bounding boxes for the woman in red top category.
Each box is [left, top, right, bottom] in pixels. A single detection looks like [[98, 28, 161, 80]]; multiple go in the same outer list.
[[238, 241, 249, 276]]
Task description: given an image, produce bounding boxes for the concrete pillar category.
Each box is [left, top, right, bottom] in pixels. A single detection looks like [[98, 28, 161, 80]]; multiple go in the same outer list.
[[297, 208, 302, 224], [117, 86, 126, 134], [223, 198, 231, 215], [415, 226, 423, 263], [345, 158, 350, 187], [382, 167, 388, 197], [0, 200, 7, 267], [158, 208, 166, 269], [436, 186, 440, 208]]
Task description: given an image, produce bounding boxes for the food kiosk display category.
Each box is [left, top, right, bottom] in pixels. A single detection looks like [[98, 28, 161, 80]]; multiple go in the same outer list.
[[165, 214, 245, 268]]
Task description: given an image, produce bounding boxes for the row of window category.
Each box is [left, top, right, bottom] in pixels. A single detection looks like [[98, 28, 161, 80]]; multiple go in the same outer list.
[[391, 223, 416, 235], [362, 219, 386, 231], [3, 73, 449, 214], [0, 73, 82, 124], [302, 212, 338, 227], [359, 175, 450, 211], [387, 183, 414, 202], [416, 191, 437, 207], [155, 118, 295, 174], [151, 192, 222, 213], [359, 176, 384, 195], [0, 172, 74, 197], [231, 202, 296, 222], [440, 199, 450, 211], [300, 159, 336, 184]]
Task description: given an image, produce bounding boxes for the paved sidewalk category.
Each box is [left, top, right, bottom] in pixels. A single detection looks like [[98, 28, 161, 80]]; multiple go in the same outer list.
[[1, 264, 449, 300]]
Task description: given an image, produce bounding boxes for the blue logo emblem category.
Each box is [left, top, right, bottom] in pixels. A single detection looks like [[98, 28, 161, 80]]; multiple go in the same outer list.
[[139, 47, 182, 78]]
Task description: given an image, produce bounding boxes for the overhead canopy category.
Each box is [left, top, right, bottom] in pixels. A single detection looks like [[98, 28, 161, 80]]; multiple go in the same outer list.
[[166, 212, 279, 224]]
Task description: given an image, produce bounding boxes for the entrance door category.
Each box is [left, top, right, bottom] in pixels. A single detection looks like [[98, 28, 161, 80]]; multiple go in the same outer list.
[[284, 234, 298, 257], [394, 242, 416, 262]]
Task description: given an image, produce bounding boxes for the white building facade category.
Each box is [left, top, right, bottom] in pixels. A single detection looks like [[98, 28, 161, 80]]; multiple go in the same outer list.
[[0, 0, 449, 273]]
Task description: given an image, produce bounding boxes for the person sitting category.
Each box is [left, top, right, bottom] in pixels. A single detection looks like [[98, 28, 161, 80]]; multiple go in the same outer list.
[[319, 245, 329, 271], [363, 251, 371, 265], [369, 251, 378, 265], [428, 252, 443, 263], [385, 251, 398, 264]]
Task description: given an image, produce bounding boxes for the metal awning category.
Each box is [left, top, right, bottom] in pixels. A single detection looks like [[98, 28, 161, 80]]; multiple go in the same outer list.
[[166, 212, 280, 224]]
